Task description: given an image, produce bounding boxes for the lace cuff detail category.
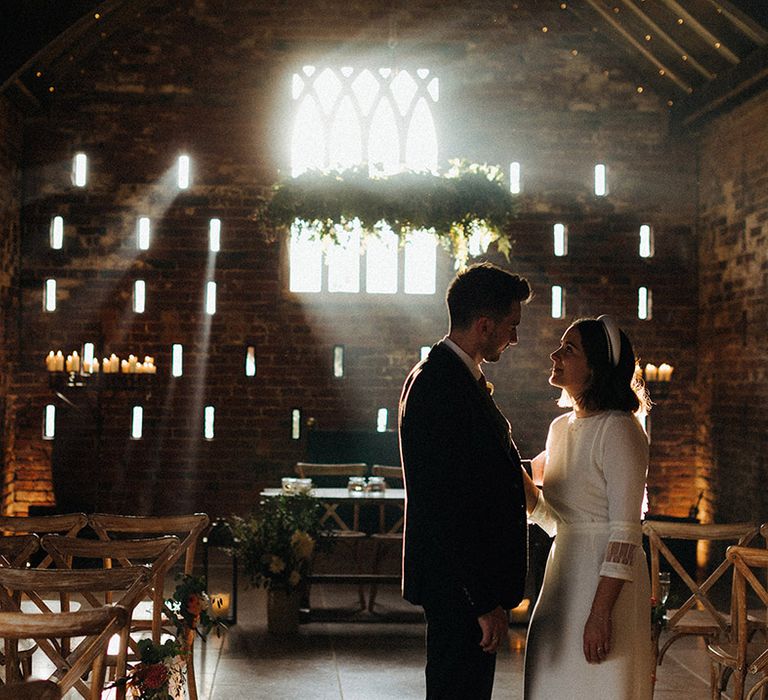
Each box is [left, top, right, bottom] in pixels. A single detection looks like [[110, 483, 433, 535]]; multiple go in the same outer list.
[[599, 540, 637, 581]]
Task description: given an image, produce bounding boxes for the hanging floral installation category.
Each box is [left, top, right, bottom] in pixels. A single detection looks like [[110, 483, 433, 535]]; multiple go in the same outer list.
[[261, 160, 518, 269]]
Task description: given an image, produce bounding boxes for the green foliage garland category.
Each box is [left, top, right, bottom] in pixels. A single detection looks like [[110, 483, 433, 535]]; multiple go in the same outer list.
[[263, 161, 517, 268]]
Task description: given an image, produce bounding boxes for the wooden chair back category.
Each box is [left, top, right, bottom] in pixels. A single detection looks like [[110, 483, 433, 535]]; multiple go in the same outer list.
[[295, 462, 367, 478], [0, 606, 129, 700], [642, 520, 760, 666], [371, 464, 403, 482], [0, 514, 88, 569], [0, 534, 40, 568], [87, 513, 209, 575], [708, 545, 768, 700]]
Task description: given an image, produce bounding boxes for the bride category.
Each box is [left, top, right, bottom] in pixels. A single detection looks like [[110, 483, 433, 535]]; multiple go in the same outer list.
[[521, 315, 653, 699]]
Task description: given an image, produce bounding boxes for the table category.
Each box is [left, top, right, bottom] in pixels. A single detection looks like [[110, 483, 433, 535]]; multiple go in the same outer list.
[[260, 487, 406, 609]]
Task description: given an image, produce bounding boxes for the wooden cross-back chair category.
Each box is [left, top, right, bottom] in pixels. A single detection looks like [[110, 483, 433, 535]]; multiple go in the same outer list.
[[0, 565, 150, 698], [643, 520, 761, 669], [0, 535, 40, 569], [708, 545, 768, 700], [367, 465, 404, 612], [0, 514, 87, 569], [0, 606, 129, 700]]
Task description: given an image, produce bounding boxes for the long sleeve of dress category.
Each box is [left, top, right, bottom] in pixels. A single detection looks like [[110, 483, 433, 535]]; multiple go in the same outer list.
[[598, 415, 649, 582], [528, 490, 557, 537]]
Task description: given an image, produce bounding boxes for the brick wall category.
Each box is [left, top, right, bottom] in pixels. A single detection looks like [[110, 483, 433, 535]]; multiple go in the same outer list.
[[695, 90, 768, 524], [2, 0, 702, 517]]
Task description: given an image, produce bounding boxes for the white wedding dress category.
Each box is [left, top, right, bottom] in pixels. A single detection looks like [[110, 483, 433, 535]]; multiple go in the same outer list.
[[524, 410, 653, 700]]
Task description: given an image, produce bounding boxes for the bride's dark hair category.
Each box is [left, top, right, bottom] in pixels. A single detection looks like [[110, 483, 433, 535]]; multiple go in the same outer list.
[[562, 318, 650, 415]]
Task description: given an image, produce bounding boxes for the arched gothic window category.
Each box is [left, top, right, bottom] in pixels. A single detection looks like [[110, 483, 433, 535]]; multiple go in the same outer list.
[[289, 66, 439, 295]]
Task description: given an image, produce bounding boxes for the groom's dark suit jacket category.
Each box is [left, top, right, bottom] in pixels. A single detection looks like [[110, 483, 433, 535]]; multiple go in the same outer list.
[[399, 342, 527, 615]]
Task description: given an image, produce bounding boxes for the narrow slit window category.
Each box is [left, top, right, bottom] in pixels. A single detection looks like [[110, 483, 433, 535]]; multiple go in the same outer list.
[[172, 344, 183, 377], [205, 281, 217, 315], [133, 280, 146, 313], [291, 409, 302, 440], [510, 162, 521, 194], [420, 346, 430, 361], [178, 155, 191, 189], [204, 406, 215, 439], [43, 405, 56, 439], [131, 406, 143, 440], [72, 153, 87, 187], [137, 217, 151, 250], [551, 285, 565, 319], [553, 223, 568, 256], [50, 216, 64, 249], [639, 224, 654, 258], [209, 218, 221, 252], [377, 408, 388, 433], [333, 345, 345, 378], [638, 286, 652, 320], [594, 163, 607, 196], [44, 279, 57, 312], [245, 345, 256, 377], [83, 343, 95, 370]]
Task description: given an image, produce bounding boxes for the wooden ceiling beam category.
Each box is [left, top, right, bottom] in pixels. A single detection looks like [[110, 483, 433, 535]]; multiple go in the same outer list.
[[622, 0, 715, 80], [583, 0, 693, 92], [658, 0, 740, 64], [702, 0, 768, 46]]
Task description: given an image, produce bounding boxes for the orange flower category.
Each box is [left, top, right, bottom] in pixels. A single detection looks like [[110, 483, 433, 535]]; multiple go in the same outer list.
[[187, 593, 203, 616]]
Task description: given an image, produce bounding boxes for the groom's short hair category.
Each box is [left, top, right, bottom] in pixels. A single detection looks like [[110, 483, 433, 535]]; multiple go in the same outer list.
[[446, 262, 531, 330]]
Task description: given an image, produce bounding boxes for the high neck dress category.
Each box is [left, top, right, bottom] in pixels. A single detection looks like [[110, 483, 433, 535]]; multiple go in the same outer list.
[[524, 410, 653, 700]]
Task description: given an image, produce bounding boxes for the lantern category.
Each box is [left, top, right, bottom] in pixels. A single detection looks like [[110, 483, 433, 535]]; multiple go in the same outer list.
[[203, 517, 238, 626]]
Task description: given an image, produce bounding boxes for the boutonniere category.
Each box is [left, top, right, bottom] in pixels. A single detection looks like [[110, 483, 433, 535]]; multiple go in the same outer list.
[[485, 381, 494, 396]]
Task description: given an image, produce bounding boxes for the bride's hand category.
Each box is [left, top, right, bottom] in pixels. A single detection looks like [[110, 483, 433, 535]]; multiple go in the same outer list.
[[583, 610, 612, 664]]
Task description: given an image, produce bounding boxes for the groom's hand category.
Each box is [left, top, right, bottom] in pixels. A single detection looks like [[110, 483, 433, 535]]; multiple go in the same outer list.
[[478, 606, 508, 654]]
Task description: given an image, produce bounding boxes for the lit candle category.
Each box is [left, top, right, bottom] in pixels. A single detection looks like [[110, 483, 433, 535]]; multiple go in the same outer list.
[[644, 363, 658, 382], [128, 354, 137, 373], [46, 351, 55, 371], [55, 351, 64, 371], [136, 362, 144, 374], [71, 351, 80, 373], [83, 360, 91, 374], [92, 358, 100, 373], [658, 363, 674, 382], [121, 359, 129, 373], [66, 354, 73, 372], [110, 354, 119, 373], [102, 357, 110, 374]]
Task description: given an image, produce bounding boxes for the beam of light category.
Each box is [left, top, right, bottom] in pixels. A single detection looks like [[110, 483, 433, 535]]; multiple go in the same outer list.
[[43, 405, 56, 439], [44, 279, 56, 311], [50, 216, 64, 249], [403, 230, 437, 295], [72, 152, 87, 187], [205, 281, 217, 315]]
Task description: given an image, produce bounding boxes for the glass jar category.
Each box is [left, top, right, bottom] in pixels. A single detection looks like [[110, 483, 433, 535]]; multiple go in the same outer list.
[[347, 476, 366, 494], [365, 476, 386, 494]]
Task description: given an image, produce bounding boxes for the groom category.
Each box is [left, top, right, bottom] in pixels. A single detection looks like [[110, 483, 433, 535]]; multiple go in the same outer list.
[[399, 262, 531, 699]]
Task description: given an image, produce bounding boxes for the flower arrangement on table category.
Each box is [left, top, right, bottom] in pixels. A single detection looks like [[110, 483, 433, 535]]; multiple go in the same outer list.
[[117, 638, 185, 700], [230, 493, 330, 592], [260, 160, 518, 269]]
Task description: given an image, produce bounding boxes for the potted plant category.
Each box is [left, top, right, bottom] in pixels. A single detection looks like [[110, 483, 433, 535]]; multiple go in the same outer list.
[[231, 493, 329, 634]]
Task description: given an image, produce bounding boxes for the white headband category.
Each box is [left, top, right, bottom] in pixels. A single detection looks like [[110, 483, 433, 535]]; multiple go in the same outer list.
[[597, 314, 621, 367]]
